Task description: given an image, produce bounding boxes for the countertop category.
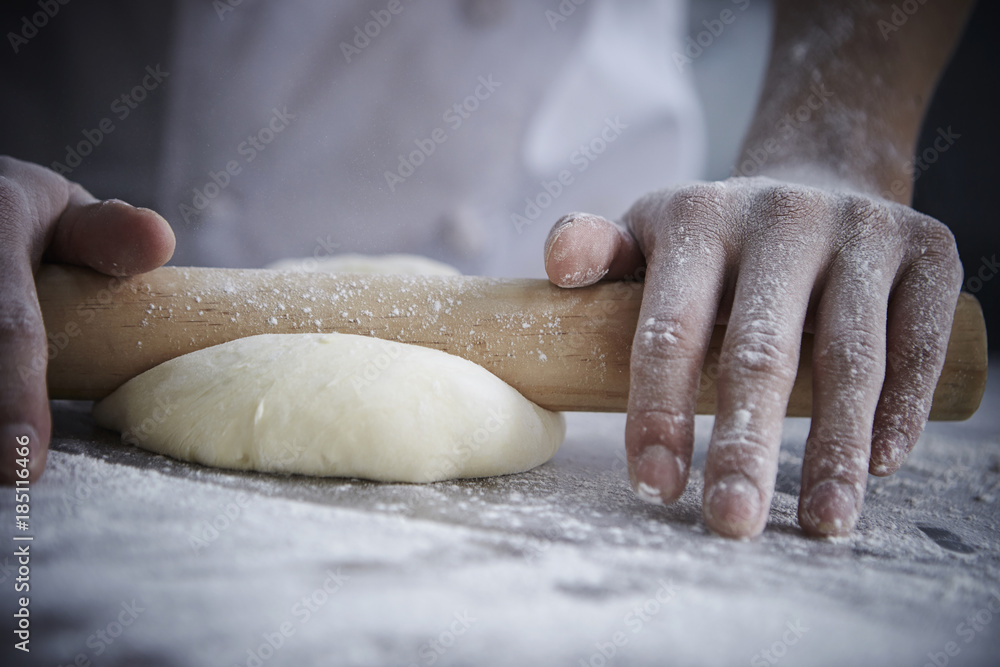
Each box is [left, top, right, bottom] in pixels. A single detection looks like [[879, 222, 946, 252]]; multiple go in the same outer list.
[[2, 363, 999, 667]]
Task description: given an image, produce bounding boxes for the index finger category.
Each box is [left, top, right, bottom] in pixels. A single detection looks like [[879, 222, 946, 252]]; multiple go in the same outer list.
[[624, 205, 728, 505]]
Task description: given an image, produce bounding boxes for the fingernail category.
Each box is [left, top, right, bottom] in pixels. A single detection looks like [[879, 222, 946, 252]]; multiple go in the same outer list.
[[543, 215, 577, 265], [630, 445, 685, 505], [704, 475, 763, 538], [800, 480, 859, 536], [0, 424, 40, 484]]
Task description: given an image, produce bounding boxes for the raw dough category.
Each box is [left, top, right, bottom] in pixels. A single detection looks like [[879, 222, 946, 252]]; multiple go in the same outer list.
[[93, 333, 565, 482], [267, 253, 460, 276]]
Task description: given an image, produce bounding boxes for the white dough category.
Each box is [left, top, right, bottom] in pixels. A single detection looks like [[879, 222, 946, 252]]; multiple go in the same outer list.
[[266, 253, 461, 276], [93, 333, 565, 483]]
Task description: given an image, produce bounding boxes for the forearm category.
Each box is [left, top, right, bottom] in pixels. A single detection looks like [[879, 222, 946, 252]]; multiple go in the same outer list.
[[737, 0, 974, 203]]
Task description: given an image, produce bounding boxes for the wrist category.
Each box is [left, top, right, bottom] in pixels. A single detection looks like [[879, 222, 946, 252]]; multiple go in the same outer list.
[[734, 77, 920, 205], [734, 0, 974, 206]]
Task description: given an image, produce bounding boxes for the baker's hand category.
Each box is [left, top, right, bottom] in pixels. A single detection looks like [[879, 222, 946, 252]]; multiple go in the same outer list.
[[544, 177, 962, 538], [0, 156, 175, 483]]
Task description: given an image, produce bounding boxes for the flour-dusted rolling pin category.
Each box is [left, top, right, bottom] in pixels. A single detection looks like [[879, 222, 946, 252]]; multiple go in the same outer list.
[[36, 264, 988, 419]]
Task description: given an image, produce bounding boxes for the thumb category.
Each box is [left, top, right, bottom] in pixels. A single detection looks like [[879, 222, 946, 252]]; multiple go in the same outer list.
[[45, 184, 175, 275], [1, 162, 174, 484], [543, 212, 644, 288]]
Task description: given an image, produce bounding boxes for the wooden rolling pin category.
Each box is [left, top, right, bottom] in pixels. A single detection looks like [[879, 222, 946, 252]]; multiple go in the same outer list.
[[36, 264, 988, 419]]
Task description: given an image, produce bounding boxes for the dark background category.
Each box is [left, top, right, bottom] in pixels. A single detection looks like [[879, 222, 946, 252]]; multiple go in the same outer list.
[[913, 0, 998, 352]]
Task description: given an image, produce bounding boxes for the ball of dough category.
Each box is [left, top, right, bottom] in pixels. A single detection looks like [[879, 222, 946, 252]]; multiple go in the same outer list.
[[93, 334, 565, 482]]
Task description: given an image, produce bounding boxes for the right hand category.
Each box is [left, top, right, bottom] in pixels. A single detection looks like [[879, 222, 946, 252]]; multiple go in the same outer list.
[[0, 156, 175, 484], [544, 176, 963, 539]]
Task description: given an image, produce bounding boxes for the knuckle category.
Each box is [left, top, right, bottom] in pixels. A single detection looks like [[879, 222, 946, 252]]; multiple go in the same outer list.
[[626, 409, 694, 451], [0, 298, 46, 348], [832, 194, 902, 250], [0, 158, 69, 239], [739, 181, 828, 245], [0, 174, 31, 229], [906, 212, 956, 247], [709, 432, 774, 478], [909, 218, 963, 278], [805, 435, 870, 483], [0, 154, 18, 173], [720, 323, 797, 383], [756, 182, 826, 228], [886, 336, 945, 376], [633, 314, 700, 361], [816, 326, 884, 378], [919, 216, 957, 248], [762, 183, 815, 220], [663, 183, 729, 227], [842, 194, 891, 229]]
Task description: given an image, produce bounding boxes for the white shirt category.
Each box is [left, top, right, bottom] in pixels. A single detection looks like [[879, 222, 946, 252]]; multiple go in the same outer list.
[[158, 0, 704, 276]]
